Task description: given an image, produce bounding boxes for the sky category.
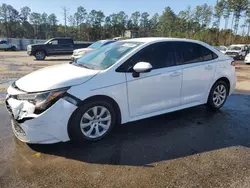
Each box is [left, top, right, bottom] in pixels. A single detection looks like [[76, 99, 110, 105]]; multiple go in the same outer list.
[[1, 0, 217, 23]]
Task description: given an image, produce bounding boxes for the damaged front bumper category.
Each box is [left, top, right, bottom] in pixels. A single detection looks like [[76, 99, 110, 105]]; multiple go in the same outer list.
[[5, 90, 77, 144]]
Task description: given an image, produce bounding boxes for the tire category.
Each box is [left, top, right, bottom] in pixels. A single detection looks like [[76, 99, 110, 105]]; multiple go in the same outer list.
[[35, 50, 46, 60], [68, 100, 117, 142], [11, 46, 16, 51], [207, 80, 228, 110]]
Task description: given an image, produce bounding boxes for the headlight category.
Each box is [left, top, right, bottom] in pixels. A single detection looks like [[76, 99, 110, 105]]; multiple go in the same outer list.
[[75, 51, 85, 56], [16, 87, 69, 112]]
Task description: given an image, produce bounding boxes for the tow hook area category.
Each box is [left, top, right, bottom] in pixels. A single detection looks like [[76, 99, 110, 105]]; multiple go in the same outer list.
[[7, 98, 36, 120]]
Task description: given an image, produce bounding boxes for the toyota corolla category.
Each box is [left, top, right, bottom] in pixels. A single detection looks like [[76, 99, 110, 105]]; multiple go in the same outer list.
[[5, 38, 236, 144]]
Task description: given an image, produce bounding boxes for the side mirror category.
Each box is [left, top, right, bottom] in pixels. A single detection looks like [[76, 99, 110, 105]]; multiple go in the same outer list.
[[132, 62, 152, 78], [48, 42, 52, 45]]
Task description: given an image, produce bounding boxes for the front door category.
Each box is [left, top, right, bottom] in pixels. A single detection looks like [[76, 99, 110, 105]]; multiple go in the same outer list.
[[123, 42, 182, 117], [47, 39, 60, 55]]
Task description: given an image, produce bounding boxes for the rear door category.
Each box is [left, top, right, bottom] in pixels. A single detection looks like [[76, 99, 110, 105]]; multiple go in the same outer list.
[[174, 42, 218, 105], [58, 39, 74, 54]]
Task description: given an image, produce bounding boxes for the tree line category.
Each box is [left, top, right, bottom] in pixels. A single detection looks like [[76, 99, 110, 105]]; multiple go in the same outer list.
[[0, 0, 250, 46]]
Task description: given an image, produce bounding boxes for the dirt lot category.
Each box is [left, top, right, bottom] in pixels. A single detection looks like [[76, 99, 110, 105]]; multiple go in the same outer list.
[[0, 51, 250, 188], [0, 51, 70, 103]]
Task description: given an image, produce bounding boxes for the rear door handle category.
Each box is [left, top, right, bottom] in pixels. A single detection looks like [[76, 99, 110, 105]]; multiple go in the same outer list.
[[170, 71, 182, 77], [205, 65, 213, 70]]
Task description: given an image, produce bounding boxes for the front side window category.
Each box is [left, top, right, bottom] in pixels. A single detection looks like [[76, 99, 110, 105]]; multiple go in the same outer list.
[[51, 40, 58, 45], [0, 40, 7, 44], [74, 41, 142, 70], [118, 42, 176, 72]]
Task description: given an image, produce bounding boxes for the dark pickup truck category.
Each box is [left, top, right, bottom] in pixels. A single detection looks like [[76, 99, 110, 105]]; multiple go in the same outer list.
[[27, 37, 92, 60]]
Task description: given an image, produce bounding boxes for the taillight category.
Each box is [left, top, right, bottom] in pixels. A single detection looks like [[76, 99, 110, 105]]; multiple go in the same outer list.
[[231, 61, 236, 66]]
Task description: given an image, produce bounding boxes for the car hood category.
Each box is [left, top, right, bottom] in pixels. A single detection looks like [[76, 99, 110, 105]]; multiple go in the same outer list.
[[15, 63, 100, 92], [28, 44, 45, 48], [74, 48, 94, 53]]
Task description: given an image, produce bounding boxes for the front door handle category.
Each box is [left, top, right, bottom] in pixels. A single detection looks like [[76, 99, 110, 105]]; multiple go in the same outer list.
[[170, 71, 182, 77], [205, 65, 213, 70]]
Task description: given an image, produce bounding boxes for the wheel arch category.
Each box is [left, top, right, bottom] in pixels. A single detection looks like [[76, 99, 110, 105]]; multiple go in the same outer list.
[[34, 48, 47, 56], [208, 77, 231, 101], [67, 94, 122, 135]]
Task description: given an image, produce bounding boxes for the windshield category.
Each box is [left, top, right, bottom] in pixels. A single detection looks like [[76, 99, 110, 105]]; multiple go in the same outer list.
[[44, 39, 52, 44], [219, 46, 227, 51], [89, 41, 106, 49], [228, 46, 242, 51], [73, 41, 142, 70]]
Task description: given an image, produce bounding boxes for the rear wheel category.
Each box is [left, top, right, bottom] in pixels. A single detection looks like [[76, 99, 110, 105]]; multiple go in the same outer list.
[[68, 100, 116, 142], [207, 80, 228, 110], [35, 50, 46, 60]]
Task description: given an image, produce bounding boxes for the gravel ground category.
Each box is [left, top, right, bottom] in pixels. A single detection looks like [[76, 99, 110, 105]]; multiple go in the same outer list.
[[0, 51, 250, 188]]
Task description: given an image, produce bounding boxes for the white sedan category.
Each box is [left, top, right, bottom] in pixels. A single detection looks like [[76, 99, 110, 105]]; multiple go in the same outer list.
[[5, 38, 236, 144], [71, 40, 116, 61]]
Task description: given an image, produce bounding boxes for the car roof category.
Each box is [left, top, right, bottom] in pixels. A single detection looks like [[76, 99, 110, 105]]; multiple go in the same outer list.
[[98, 39, 115, 43], [123, 37, 204, 44], [51, 37, 72, 40]]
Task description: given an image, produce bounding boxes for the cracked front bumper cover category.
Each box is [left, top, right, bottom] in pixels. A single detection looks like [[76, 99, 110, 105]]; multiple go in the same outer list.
[[5, 97, 77, 144]]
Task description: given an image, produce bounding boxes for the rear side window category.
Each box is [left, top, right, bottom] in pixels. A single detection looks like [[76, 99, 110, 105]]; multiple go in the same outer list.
[[59, 39, 72, 45], [118, 42, 175, 71], [175, 42, 218, 65]]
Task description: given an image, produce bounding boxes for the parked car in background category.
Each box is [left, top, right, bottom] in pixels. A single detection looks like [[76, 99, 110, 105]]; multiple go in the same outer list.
[[245, 53, 250, 64], [6, 37, 236, 144], [71, 40, 116, 61], [27, 37, 92, 60], [217, 46, 228, 54], [225, 44, 248, 60], [0, 40, 17, 51]]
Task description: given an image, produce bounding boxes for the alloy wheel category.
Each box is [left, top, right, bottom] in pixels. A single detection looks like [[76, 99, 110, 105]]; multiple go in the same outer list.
[[80, 106, 111, 139], [36, 51, 45, 60], [212, 84, 227, 107]]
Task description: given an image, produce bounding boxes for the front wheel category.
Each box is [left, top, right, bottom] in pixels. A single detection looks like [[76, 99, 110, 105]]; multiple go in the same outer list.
[[68, 100, 116, 142], [35, 50, 46, 60], [11, 46, 16, 51], [207, 81, 228, 110]]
